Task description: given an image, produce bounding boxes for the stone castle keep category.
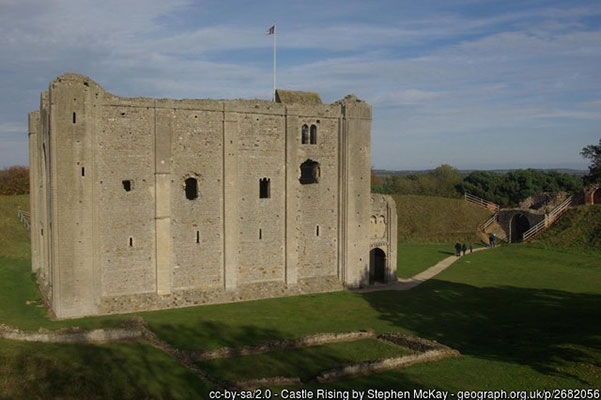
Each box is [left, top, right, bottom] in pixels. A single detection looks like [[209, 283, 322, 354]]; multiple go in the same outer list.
[[28, 73, 397, 319]]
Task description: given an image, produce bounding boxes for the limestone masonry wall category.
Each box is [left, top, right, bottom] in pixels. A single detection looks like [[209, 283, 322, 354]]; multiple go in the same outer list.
[[28, 73, 397, 319]]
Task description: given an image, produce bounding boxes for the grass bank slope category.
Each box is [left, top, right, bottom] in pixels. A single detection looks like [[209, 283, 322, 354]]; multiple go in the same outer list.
[[391, 194, 492, 243], [535, 204, 601, 254], [0, 194, 30, 259]]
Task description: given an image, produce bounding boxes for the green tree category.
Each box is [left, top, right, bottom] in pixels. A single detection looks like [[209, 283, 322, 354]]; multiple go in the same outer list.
[[581, 137, 601, 184], [0, 166, 29, 195]]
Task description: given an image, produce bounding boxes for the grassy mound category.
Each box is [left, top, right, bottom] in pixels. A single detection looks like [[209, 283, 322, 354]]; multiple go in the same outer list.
[[534, 205, 601, 254], [0, 194, 30, 259], [391, 194, 492, 243]]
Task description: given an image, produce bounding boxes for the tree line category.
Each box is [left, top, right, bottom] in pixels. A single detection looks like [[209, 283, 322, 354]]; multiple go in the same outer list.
[[373, 137, 601, 207], [0, 166, 29, 195], [373, 165, 584, 207]]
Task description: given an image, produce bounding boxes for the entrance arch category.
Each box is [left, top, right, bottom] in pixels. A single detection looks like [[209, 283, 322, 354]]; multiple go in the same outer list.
[[510, 214, 530, 243], [369, 248, 387, 284], [593, 188, 601, 205]]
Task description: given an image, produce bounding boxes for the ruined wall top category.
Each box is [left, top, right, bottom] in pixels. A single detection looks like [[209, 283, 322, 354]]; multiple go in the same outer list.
[[46, 73, 371, 119]]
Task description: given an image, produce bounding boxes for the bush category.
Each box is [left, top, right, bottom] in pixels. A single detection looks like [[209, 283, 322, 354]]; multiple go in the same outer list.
[[0, 166, 29, 195]]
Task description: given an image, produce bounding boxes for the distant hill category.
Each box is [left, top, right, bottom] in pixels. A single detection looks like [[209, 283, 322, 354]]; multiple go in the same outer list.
[[391, 194, 492, 243], [375, 168, 588, 177], [534, 205, 601, 254]]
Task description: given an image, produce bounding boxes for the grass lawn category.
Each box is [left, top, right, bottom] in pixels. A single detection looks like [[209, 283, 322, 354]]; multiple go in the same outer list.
[[398, 242, 457, 278], [1, 194, 600, 396], [0, 339, 211, 399], [198, 339, 413, 382]]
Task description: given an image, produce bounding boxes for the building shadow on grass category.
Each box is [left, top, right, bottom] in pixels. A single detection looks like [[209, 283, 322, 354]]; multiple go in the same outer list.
[[0, 339, 211, 399], [359, 279, 601, 385]]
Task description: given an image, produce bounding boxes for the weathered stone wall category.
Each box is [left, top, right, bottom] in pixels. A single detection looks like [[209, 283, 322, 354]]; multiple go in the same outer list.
[[369, 194, 398, 282], [29, 73, 390, 319], [497, 209, 545, 243]]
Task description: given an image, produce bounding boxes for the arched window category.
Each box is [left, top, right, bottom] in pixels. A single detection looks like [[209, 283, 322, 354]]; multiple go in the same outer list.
[[259, 178, 271, 198], [310, 124, 317, 144], [185, 177, 198, 200], [301, 124, 309, 144], [300, 159, 320, 184]]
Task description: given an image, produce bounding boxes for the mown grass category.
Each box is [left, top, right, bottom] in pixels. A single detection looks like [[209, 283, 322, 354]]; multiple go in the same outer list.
[[1, 194, 600, 396], [392, 194, 492, 243], [198, 339, 412, 382], [397, 242, 482, 278], [0, 339, 211, 399]]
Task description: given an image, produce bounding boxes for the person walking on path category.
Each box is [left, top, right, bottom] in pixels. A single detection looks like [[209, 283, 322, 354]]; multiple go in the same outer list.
[[489, 233, 494, 248], [469, 242, 473, 254], [462, 242, 467, 256], [455, 241, 462, 257]]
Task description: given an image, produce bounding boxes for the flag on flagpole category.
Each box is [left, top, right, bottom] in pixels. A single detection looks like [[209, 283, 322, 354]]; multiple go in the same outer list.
[[266, 25, 275, 35]]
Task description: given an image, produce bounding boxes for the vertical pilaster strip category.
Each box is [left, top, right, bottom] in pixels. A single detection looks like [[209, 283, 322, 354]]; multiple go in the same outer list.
[[337, 114, 345, 283], [155, 104, 172, 295], [223, 106, 238, 290], [285, 108, 298, 285], [28, 112, 41, 273]]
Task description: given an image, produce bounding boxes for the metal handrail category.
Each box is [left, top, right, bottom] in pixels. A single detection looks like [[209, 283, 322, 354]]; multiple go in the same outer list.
[[17, 209, 30, 231], [464, 193, 500, 212], [522, 196, 573, 241]]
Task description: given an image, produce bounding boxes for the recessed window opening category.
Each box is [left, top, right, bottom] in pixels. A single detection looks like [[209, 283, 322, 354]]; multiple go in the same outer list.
[[129, 237, 134, 247], [41, 228, 43, 236], [72, 112, 76, 124], [316, 225, 320, 236], [185, 177, 198, 200], [196, 230, 200, 244], [259, 228, 262, 240], [259, 178, 271, 198], [81, 167, 85, 177], [122, 180, 132, 192], [310, 125, 317, 144], [300, 159, 320, 184], [301, 124, 309, 144]]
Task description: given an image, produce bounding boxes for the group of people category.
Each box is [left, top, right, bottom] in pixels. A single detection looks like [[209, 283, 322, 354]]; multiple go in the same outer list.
[[488, 233, 497, 248], [454, 241, 473, 257]]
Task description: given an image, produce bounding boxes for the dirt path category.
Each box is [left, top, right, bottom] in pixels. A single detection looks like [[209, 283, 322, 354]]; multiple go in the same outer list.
[[353, 247, 488, 293]]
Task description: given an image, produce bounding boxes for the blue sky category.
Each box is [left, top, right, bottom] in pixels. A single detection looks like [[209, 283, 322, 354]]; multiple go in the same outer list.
[[1, 0, 600, 170]]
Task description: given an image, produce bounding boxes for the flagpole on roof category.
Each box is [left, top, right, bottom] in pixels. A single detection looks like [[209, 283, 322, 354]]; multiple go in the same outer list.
[[273, 23, 277, 102], [267, 24, 277, 101]]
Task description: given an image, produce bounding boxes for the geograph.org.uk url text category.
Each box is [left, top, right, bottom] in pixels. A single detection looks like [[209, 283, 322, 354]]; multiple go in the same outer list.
[[208, 389, 600, 400]]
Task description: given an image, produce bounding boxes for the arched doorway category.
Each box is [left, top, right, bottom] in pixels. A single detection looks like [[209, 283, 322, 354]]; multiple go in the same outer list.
[[593, 188, 601, 205], [369, 248, 387, 284], [510, 214, 530, 243]]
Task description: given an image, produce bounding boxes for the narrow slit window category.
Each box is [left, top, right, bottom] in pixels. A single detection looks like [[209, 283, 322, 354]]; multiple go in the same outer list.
[[301, 124, 309, 144], [259, 228, 262, 240], [259, 178, 270, 198], [310, 125, 317, 144], [196, 230, 200, 244], [316, 225, 320, 237], [185, 177, 198, 200], [81, 167, 85, 177], [72, 112, 76, 124], [122, 180, 132, 192], [128, 237, 133, 247]]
